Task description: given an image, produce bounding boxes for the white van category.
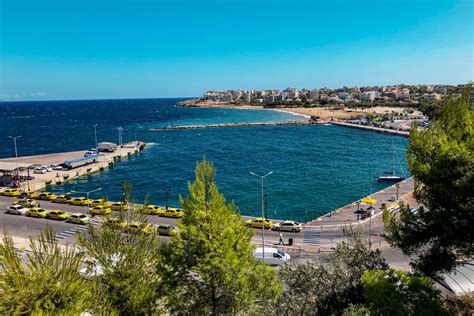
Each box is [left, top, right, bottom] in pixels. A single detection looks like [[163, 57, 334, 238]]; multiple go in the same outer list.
[[253, 247, 291, 266], [97, 142, 117, 152]]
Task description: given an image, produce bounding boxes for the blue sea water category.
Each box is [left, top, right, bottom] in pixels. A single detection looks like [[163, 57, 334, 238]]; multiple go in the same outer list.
[[0, 98, 409, 221]]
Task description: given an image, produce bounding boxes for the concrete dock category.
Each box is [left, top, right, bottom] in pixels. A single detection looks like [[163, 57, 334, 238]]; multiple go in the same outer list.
[[0, 141, 146, 191], [330, 121, 410, 137], [307, 177, 415, 228]]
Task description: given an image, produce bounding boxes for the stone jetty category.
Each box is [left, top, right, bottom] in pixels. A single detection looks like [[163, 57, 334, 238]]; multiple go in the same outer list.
[[150, 120, 321, 131]]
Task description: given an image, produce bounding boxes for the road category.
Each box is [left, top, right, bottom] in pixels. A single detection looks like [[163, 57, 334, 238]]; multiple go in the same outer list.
[[0, 196, 305, 246]]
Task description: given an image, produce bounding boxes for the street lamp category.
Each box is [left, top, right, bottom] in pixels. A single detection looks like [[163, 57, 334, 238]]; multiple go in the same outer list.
[[163, 188, 170, 210], [71, 187, 102, 209], [93, 124, 98, 149], [116, 127, 124, 146], [250, 171, 273, 262], [395, 183, 400, 201], [9, 135, 21, 188]]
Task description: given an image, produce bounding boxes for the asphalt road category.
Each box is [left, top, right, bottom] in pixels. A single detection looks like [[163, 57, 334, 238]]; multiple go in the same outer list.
[[0, 196, 304, 246]]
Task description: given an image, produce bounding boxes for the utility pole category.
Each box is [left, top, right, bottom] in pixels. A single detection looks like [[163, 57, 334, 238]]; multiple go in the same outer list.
[[93, 124, 98, 149], [264, 194, 268, 219]]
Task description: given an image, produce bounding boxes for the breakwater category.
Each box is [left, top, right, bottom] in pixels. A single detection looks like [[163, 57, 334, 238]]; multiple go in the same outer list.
[[330, 122, 410, 137], [150, 120, 320, 131]]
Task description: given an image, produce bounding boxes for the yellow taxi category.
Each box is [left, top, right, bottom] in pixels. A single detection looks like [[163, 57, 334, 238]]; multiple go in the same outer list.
[[46, 210, 70, 221], [27, 191, 39, 199], [159, 207, 184, 218], [69, 197, 91, 206], [245, 217, 273, 229], [1, 188, 21, 197], [89, 205, 112, 215], [110, 202, 127, 211], [26, 207, 49, 218], [14, 199, 37, 208], [90, 199, 111, 207], [142, 205, 163, 215], [52, 195, 73, 204], [124, 222, 155, 235], [67, 213, 90, 225], [102, 217, 126, 230], [37, 192, 57, 201]]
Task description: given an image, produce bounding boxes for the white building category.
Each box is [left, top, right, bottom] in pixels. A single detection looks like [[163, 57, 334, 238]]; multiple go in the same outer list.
[[360, 91, 378, 101]]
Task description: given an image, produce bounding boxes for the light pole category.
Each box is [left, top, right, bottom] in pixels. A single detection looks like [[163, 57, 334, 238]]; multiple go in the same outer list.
[[9, 135, 21, 188], [116, 127, 123, 146], [395, 183, 400, 201], [71, 187, 102, 209], [163, 188, 170, 210], [93, 124, 98, 149], [250, 171, 273, 262]]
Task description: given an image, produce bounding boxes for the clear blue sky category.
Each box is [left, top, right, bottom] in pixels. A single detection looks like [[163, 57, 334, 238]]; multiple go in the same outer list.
[[0, 0, 472, 100]]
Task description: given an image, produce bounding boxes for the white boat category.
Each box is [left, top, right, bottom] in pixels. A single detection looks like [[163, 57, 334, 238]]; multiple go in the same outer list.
[[378, 141, 406, 182]]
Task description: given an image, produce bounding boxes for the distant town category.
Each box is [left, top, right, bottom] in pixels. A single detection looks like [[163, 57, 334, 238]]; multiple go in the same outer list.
[[201, 84, 469, 106]]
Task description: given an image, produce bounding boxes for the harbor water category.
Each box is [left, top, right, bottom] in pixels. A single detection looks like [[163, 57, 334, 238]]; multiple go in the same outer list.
[[0, 98, 409, 221]]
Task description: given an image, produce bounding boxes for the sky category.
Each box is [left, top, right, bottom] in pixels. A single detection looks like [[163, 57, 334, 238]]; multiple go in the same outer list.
[[0, 0, 473, 100]]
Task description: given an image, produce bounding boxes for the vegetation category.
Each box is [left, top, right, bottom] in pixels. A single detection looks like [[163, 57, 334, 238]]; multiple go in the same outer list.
[[276, 231, 387, 315], [159, 159, 280, 314], [384, 84, 474, 276], [0, 229, 91, 314]]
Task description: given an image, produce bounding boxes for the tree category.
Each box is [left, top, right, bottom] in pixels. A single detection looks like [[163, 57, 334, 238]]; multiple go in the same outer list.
[[77, 199, 164, 315], [276, 231, 387, 315], [384, 84, 474, 276], [0, 229, 91, 314], [159, 159, 280, 314], [361, 269, 447, 315]]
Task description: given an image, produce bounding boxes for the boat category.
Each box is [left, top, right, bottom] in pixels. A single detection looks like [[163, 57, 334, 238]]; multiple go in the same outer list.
[[378, 141, 406, 182]]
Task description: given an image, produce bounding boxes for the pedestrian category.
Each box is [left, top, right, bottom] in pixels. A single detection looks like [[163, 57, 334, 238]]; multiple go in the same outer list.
[[279, 232, 285, 245]]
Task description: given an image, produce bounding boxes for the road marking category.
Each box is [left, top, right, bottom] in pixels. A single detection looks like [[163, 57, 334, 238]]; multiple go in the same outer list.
[[54, 222, 99, 241], [302, 228, 321, 246]]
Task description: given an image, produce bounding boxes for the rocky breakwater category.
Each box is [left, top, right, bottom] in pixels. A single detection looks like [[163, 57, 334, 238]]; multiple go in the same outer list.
[[150, 120, 322, 131]]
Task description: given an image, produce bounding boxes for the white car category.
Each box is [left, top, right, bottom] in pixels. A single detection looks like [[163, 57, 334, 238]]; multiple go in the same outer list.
[[272, 220, 303, 233], [253, 247, 291, 266], [51, 164, 64, 171], [33, 167, 47, 174], [6, 205, 29, 215], [42, 165, 53, 172], [84, 151, 96, 157]]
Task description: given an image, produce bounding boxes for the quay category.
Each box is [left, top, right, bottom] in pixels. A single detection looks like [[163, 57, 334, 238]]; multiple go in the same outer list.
[[0, 141, 146, 192], [150, 120, 320, 131], [330, 121, 410, 137], [306, 177, 415, 228]]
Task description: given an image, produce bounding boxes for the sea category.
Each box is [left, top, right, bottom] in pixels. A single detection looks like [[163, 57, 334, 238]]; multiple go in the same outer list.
[[0, 98, 409, 222]]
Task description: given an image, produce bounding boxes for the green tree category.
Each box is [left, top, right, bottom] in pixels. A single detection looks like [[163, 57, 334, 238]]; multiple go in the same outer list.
[[0, 229, 91, 315], [384, 84, 474, 276], [77, 202, 164, 315], [276, 231, 387, 315], [159, 159, 280, 314], [361, 269, 447, 315]]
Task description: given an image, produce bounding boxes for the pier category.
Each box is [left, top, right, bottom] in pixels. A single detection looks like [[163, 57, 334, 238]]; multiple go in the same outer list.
[[330, 121, 410, 137], [150, 120, 320, 131], [0, 141, 146, 192]]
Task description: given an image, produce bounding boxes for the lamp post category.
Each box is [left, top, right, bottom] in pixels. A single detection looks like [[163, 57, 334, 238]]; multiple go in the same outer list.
[[9, 135, 21, 188], [264, 193, 268, 219], [71, 187, 102, 209], [250, 171, 273, 262], [93, 124, 98, 149], [116, 127, 124, 146], [395, 183, 400, 201], [163, 188, 170, 210]]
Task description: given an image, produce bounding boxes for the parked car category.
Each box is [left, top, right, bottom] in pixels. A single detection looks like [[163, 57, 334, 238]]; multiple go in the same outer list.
[[5, 205, 28, 215], [90, 199, 111, 207], [37, 192, 57, 201], [157, 224, 175, 236], [33, 167, 47, 174], [124, 222, 155, 235], [52, 195, 73, 204], [110, 202, 127, 211], [253, 247, 291, 266], [271, 220, 302, 233], [159, 208, 184, 218], [90, 205, 112, 215], [51, 164, 64, 170], [84, 151, 96, 157], [1, 188, 21, 197], [245, 217, 272, 229], [26, 207, 49, 218], [70, 197, 91, 206], [46, 210, 70, 220], [14, 199, 37, 208], [67, 213, 90, 225], [43, 165, 53, 172], [102, 217, 126, 229], [142, 205, 163, 215]]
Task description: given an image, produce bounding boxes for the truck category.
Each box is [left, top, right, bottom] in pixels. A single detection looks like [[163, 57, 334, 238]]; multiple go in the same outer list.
[[97, 142, 117, 152]]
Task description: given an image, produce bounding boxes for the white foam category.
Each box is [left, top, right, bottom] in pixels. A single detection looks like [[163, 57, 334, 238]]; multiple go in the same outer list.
[[270, 109, 311, 120]]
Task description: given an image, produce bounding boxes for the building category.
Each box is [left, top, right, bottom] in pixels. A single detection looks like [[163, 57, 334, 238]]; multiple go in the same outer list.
[[360, 91, 378, 101]]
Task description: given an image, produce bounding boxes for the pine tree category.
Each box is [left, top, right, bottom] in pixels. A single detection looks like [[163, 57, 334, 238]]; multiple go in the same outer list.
[[160, 159, 281, 314], [384, 84, 474, 276]]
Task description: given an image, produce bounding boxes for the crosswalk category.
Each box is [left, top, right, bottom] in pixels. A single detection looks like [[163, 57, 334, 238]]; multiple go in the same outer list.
[[54, 220, 101, 242], [302, 228, 321, 247]]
